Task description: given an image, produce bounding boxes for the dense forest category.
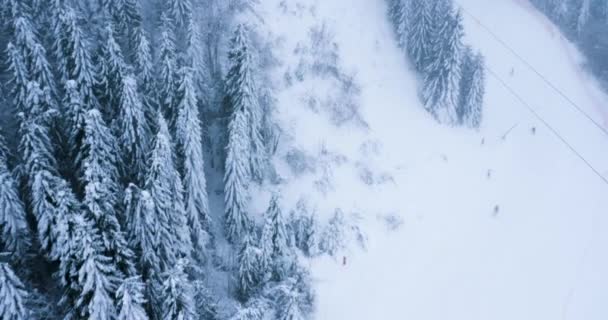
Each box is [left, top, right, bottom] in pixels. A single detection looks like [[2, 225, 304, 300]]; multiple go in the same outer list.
[[0, 0, 491, 319], [389, 0, 485, 127], [531, 0, 608, 88], [0, 0, 321, 319]]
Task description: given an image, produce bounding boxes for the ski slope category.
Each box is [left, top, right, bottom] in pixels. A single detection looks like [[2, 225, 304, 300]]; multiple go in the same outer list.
[[252, 0, 608, 319]]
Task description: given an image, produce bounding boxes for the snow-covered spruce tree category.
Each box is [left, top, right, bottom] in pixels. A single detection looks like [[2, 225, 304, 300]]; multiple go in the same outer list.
[[157, 12, 179, 123], [258, 216, 273, 280], [61, 214, 119, 320], [224, 97, 252, 242], [160, 259, 196, 320], [237, 233, 261, 300], [320, 209, 347, 257], [422, 10, 464, 125], [117, 276, 149, 320], [124, 186, 160, 278], [175, 67, 211, 252], [0, 262, 31, 319], [266, 194, 292, 279], [225, 24, 266, 182], [117, 75, 150, 185], [12, 15, 56, 102], [458, 48, 485, 128], [169, 0, 192, 27], [0, 139, 30, 258], [407, 0, 433, 71], [65, 79, 87, 164], [133, 27, 157, 123], [388, 0, 410, 49], [55, 7, 99, 111], [78, 109, 135, 275], [6, 42, 30, 114], [144, 112, 192, 271], [96, 23, 127, 119]]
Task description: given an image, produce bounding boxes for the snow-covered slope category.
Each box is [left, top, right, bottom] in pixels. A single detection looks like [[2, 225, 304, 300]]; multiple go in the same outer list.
[[252, 0, 608, 319]]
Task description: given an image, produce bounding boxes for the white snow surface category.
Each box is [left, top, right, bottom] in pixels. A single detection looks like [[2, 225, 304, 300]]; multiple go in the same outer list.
[[250, 0, 608, 319]]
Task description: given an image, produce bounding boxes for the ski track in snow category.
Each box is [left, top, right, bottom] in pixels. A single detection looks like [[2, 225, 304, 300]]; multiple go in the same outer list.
[[255, 0, 608, 319]]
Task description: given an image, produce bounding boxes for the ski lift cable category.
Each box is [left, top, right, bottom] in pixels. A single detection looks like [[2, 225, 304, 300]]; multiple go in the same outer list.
[[456, 2, 608, 138]]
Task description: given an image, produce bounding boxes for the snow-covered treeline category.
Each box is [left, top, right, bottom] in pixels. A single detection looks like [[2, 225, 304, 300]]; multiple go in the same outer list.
[[0, 0, 320, 319], [388, 0, 486, 127], [530, 0, 608, 88]]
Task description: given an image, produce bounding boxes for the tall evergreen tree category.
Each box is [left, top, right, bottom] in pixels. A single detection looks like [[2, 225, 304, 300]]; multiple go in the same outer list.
[[117, 276, 149, 320], [237, 233, 261, 300], [388, 0, 410, 49], [224, 92, 252, 242], [78, 109, 135, 275], [176, 67, 211, 251], [6, 42, 30, 114], [96, 23, 127, 118], [12, 15, 56, 102], [169, 0, 192, 27], [225, 24, 266, 181], [133, 27, 157, 122], [157, 12, 179, 122], [0, 139, 30, 257], [422, 10, 464, 125], [143, 113, 192, 272], [458, 49, 485, 128], [407, 0, 433, 71], [0, 263, 31, 320], [55, 7, 99, 110], [160, 259, 196, 320], [62, 214, 119, 320], [117, 75, 150, 184]]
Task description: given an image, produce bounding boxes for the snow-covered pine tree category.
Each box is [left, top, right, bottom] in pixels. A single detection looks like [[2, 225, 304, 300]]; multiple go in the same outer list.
[[169, 0, 192, 27], [78, 109, 135, 275], [267, 195, 289, 261], [144, 112, 192, 271], [117, 276, 149, 320], [422, 9, 464, 125], [12, 15, 56, 102], [305, 214, 320, 257], [225, 24, 266, 182], [0, 262, 31, 320], [458, 48, 485, 128], [68, 215, 119, 320], [258, 216, 273, 279], [175, 67, 211, 252], [117, 75, 150, 184], [65, 79, 87, 164], [96, 23, 127, 118], [184, 10, 207, 105], [320, 209, 347, 256], [0, 139, 30, 258], [237, 233, 261, 300], [224, 100, 252, 242], [6, 42, 30, 114], [160, 259, 196, 320], [388, 0, 410, 49], [124, 186, 161, 278], [407, 0, 433, 71], [157, 12, 179, 123], [133, 27, 157, 123], [55, 7, 99, 111]]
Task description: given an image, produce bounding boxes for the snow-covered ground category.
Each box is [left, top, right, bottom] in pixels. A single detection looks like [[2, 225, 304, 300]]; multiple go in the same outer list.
[[252, 0, 608, 319]]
